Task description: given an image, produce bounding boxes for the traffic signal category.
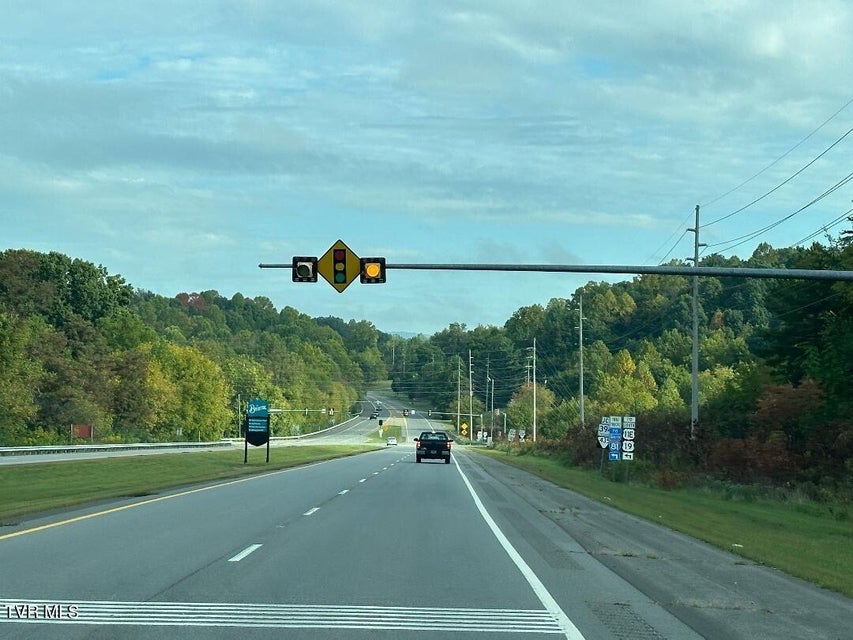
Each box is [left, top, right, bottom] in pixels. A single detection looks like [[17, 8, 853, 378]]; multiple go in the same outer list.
[[291, 257, 318, 282], [360, 257, 386, 284]]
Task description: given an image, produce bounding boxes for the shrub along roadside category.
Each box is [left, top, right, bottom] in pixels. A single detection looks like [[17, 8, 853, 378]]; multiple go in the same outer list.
[[476, 447, 853, 598]]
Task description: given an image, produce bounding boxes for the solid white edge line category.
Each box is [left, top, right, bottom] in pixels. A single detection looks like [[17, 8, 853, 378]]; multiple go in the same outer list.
[[228, 544, 262, 562], [453, 456, 586, 640]]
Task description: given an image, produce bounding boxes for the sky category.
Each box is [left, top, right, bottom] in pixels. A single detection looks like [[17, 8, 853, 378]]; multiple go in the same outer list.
[[2, 1, 852, 337]]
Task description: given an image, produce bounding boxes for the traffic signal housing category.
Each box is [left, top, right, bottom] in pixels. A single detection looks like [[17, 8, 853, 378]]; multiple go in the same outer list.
[[360, 257, 386, 284], [292, 256, 318, 282]]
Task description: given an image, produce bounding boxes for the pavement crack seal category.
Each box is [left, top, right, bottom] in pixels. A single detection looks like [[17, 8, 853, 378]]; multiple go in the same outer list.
[[672, 598, 774, 613]]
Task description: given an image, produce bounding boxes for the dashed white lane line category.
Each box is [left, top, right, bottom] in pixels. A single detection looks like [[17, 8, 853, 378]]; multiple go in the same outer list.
[[359, 478, 366, 483], [303, 507, 320, 516], [338, 489, 349, 495], [228, 544, 262, 562]]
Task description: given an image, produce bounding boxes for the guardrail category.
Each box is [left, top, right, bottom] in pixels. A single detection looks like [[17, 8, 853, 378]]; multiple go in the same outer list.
[[0, 412, 371, 457], [0, 441, 232, 457]]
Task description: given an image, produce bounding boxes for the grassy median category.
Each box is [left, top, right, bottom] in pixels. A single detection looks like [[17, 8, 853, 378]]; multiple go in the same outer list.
[[0, 444, 377, 522], [476, 448, 853, 598]]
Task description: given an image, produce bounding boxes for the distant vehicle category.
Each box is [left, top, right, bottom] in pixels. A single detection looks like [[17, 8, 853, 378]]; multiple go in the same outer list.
[[386, 437, 397, 446], [402, 409, 409, 416], [414, 431, 452, 464], [370, 412, 378, 419]]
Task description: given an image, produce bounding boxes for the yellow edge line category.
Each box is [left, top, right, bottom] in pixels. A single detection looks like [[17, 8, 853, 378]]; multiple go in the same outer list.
[[0, 459, 334, 542]]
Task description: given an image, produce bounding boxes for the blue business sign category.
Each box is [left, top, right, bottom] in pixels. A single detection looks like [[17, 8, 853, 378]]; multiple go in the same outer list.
[[245, 398, 270, 446]]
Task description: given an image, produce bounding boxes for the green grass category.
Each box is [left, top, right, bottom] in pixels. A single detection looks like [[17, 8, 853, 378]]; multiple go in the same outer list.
[[367, 423, 405, 443], [476, 448, 853, 598], [0, 444, 377, 521]]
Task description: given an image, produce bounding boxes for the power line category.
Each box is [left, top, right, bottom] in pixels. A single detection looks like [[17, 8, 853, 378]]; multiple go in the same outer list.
[[701, 96, 853, 208], [789, 208, 853, 246], [654, 227, 690, 265], [704, 126, 853, 227], [704, 170, 853, 254]]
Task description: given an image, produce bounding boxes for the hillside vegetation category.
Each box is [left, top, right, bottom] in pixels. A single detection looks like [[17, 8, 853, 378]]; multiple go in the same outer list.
[[1, 228, 852, 498]]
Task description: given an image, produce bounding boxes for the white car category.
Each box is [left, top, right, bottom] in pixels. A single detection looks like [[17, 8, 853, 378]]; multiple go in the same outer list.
[[386, 437, 397, 446]]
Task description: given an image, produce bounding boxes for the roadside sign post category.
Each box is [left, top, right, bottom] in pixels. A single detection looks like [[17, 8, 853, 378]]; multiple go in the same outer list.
[[598, 416, 637, 478], [244, 398, 271, 464]]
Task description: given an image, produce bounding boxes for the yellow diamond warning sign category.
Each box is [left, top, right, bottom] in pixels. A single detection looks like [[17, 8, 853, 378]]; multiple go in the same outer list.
[[317, 239, 361, 293]]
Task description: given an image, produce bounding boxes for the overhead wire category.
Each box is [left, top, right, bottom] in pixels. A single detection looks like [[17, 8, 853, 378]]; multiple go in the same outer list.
[[704, 125, 853, 227], [789, 207, 853, 246], [704, 170, 853, 254], [701, 96, 853, 209]]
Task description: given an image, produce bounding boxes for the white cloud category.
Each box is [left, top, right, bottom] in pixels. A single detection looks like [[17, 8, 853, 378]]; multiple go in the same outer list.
[[1, 0, 852, 334]]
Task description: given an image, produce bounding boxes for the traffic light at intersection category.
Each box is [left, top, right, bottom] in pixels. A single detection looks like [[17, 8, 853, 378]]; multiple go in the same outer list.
[[360, 257, 386, 284], [292, 257, 318, 282]]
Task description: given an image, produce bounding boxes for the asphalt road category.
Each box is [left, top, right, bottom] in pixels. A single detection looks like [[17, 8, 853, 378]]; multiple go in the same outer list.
[[1, 407, 850, 639]]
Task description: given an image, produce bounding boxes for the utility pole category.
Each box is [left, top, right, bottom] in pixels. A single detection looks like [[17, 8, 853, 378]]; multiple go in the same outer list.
[[456, 357, 461, 432], [578, 295, 585, 430], [468, 350, 474, 440], [533, 338, 537, 442], [490, 376, 495, 436], [527, 338, 537, 442], [687, 204, 705, 440], [485, 357, 490, 433]]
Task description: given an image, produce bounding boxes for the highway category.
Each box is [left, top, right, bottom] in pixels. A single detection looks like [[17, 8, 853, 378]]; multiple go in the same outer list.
[[1, 406, 850, 638]]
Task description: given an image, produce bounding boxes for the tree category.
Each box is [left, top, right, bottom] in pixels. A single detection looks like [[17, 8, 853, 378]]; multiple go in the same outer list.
[[0, 313, 46, 442], [147, 342, 232, 441]]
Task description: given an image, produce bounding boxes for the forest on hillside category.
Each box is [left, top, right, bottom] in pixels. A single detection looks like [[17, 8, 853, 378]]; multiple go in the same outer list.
[[386, 231, 853, 490], [0, 249, 388, 444], [1, 226, 851, 490]]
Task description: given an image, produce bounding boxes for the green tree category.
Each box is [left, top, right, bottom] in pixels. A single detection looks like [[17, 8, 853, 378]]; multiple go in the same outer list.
[[148, 341, 231, 441], [0, 313, 46, 442]]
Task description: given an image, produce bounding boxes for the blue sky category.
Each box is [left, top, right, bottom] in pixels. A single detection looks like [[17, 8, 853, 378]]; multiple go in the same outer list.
[[2, 1, 851, 336]]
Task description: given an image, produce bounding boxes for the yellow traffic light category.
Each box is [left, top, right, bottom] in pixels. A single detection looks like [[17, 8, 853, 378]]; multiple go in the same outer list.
[[360, 257, 386, 284]]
